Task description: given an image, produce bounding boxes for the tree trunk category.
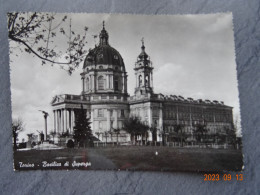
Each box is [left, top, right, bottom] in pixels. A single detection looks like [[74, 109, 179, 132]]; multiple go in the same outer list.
[[13, 134, 17, 150], [181, 130, 183, 147]]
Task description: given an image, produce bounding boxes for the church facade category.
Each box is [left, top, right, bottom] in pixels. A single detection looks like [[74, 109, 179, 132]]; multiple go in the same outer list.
[[51, 23, 234, 144]]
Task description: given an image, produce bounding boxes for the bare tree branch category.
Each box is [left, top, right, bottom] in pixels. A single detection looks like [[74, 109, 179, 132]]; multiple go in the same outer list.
[[8, 12, 89, 74]]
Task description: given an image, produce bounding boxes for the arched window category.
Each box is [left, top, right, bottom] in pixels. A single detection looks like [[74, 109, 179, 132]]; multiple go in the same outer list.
[[145, 75, 149, 87], [114, 76, 119, 91], [98, 76, 105, 90], [139, 75, 142, 87], [86, 77, 90, 91]]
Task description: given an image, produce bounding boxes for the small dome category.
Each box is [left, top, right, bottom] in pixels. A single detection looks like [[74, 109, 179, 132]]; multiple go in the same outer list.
[[138, 39, 149, 60], [83, 22, 125, 69]]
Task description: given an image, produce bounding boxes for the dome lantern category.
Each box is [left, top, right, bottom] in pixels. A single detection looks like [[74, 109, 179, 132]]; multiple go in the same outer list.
[[138, 38, 149, 60], [99, 21, 109, 45]]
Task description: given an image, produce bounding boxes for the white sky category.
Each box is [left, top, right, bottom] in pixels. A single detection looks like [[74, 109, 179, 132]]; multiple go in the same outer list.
[[9, 13, 241, 141]]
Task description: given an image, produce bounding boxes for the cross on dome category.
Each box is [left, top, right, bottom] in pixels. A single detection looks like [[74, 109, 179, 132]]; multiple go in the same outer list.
[[99, 21, 109, 45]]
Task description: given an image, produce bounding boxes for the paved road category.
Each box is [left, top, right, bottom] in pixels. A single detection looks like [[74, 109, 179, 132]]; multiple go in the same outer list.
[[87, 149, 117, 170]]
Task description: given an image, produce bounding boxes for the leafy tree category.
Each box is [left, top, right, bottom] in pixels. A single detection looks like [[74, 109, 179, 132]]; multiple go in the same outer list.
[[12, 118, 24, 150], [124, 117, 149, 145], [60, 130, 70, 137], [67, 139, 75, 148], [95, 132, 101, 141], [150, 125, 158, 143], [73, 106, 92, 147], [103, 131, 109, 144], [224, 126, 237, 147], [8, 12, 88, 74], [26, 133, 34, 148], [193, 123, 208, 144], [113, 128, 121, 145], [159, 128, 168, 146], [108, 130, 113, 143], [27, 133, 34, 140], [140, 123, 150, 143], [173, 124, 186, 147]]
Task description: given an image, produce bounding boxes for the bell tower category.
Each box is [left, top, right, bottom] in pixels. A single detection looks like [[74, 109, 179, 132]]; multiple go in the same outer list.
[[134, 38, 154, 96]]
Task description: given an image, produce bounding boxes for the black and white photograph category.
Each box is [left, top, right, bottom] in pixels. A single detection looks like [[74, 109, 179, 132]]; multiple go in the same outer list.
[[9, 12, 243, 172]]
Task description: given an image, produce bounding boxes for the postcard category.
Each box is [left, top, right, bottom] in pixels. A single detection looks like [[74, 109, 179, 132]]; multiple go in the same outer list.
[[9, 12, 243, 172]]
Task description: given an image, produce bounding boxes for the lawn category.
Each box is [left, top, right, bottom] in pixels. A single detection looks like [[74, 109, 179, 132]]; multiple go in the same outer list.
[[92, 146, 243, 172], [13, 146, 243, 172]]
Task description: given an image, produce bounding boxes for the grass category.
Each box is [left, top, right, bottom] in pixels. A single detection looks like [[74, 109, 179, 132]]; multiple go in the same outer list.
[[92, 146, 243, 172], [13, 146, 243, 172]]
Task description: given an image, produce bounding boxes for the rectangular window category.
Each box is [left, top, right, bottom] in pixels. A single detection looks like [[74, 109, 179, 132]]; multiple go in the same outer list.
[[121, 110, 125, 117], [98, 109, 103, 117]]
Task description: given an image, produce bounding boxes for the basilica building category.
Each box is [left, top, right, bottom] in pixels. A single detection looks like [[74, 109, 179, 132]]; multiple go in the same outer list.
[[51, 23, 234, 144]]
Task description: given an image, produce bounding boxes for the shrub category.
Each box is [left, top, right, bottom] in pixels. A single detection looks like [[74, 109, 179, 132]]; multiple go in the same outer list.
[[67, 139, 74, 148]]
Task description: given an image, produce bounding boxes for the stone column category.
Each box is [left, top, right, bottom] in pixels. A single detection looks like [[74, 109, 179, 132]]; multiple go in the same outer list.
[[93, 73, 96, 92], [57, 110, 60, 133], [148, 106, 152, 127], [73, 109, 76, 127], [71, 109, 75, 130], [89, 75, 92, 91], [159, 104, 163, 130], [107, 109, 111, 131], [148, 106, 153, 141], [68, 109, 71, 133], [58, 109, 61, 133], [125, 75, 128, 94], [61, 109, 64, 133], [90, 109, 94, 131], [65, 109, 68, 132], [70, 109, 72, 131], [122, 74, 125, 92], [53, 110, 56, 133], [114, 109, 118, 129], [82, 77, 85, 93], [151, 72, 153, 88], [106, 74, 109, 89], [44, 115, 48, 141], [111, 75, 114, 89]]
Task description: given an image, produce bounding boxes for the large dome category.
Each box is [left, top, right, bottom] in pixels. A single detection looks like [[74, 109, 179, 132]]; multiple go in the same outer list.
[[83, 23, 125, 69], [83, 45, 125, 68]]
